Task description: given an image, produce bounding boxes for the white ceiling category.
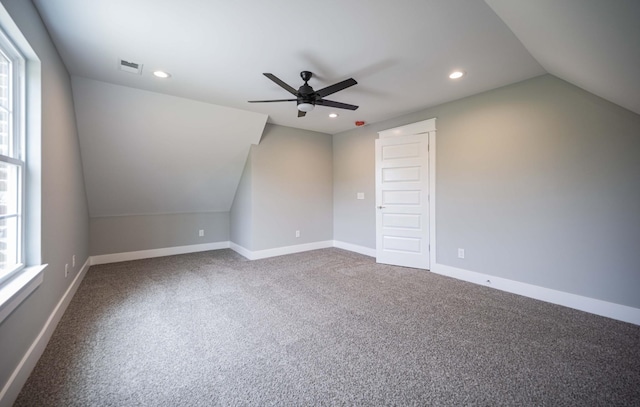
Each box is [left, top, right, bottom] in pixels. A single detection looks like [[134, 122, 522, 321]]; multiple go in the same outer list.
[[31, 1, 640, 134], [29, 0, 640, 217], [31, 0, 550, 135]]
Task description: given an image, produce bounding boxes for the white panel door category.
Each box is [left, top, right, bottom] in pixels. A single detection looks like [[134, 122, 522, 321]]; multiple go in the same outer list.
[[375, 133, 429, 269]]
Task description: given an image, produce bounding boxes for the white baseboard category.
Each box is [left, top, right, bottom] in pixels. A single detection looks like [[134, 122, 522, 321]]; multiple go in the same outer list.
[[331, 241, 639, 325], [229, 242, 252, 259], [90, 241, 231, 265], [431, 262, 640, 326], [230, 240, 334, 260], [76, 242, 640, 327], [0, 258, 90, 407], [332, 240, 376, 257]]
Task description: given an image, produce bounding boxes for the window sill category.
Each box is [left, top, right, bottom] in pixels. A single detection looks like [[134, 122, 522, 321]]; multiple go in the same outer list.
[[0, 264, 47, 323]]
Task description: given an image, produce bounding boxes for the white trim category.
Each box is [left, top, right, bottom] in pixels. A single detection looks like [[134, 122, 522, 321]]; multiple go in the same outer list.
[[84, 238, 640, 326], [378, 118, 436, 138], [431, 262, 640, 326], [0, 264, 46, 324], [331, 241, 639, 325], [332, 240, 376, 257], [230, 241, 334, 261], [90, 241, 231, 265], [0, 258, 90, 407], [229, 242, 253, 259], [428, 130, 436, 270]]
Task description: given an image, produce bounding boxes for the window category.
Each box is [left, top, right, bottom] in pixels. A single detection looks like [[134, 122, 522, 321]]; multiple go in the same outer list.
[[0, 27, 24, 284]]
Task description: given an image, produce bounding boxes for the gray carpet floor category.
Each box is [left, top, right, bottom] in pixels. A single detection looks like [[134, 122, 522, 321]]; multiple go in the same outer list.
[[14, 248, 640, 406]]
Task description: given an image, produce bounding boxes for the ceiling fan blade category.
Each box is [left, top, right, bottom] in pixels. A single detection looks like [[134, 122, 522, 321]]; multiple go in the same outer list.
[[263, 73, 298, 95], [315, 78, 357, 98], [248, 99, 297, 103], [298, 110, 306, 117], [315, 99, 359, 110]]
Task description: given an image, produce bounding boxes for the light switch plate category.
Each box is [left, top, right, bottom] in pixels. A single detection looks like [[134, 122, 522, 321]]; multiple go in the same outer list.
[[357, 192, 365, 200]]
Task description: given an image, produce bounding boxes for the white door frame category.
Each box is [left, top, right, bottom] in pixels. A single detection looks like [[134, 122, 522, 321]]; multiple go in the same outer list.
[[377, 118, 436, 269]]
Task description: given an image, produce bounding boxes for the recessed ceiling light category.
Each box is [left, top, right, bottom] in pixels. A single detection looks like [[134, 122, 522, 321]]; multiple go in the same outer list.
[[153, 70, 171, 79], [449, 70, 465, 79], [329, 113, 338, 118]]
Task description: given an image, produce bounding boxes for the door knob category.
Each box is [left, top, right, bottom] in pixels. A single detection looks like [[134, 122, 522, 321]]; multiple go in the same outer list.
[[378, 206, 386, 209]]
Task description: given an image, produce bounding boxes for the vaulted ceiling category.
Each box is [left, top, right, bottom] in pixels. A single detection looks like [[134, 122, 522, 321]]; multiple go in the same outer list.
[[486, 0, 640, 116], [30, 0, 640, 217]]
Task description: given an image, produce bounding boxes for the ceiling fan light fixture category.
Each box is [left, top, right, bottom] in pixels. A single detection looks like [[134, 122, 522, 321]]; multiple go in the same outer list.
[[298, 102, 315, 112]]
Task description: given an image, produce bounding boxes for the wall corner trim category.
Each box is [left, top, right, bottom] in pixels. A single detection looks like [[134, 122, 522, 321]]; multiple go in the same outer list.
[[431, 262, 640, 326], [0, 258, 90, 407], [229, 242, 253, 259]]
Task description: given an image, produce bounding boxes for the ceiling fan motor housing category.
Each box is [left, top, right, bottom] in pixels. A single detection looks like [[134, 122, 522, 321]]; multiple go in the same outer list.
[[298, 71, 316, 106], [298, 91, 315, 106]]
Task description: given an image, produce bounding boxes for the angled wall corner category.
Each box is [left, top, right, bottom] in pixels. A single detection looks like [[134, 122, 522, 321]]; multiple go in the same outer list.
[[72, 76, 268, 218], [230, 124, 334, 255], [230, 146, 254, 251]]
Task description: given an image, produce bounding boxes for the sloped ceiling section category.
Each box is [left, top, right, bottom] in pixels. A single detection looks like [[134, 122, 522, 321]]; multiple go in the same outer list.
[[485, 0, 640, 115], [72, 76, 268, 217]]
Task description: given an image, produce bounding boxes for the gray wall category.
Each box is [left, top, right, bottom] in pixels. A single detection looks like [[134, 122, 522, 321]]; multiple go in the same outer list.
[[72, 76, 267, 218], [230, 124, 333, 251], [0, 0, 90, 397], [90, 212, 229, 256], [333, 126, 377, 249], [230, 154, 253, 249], [333, 74, 640, 309]]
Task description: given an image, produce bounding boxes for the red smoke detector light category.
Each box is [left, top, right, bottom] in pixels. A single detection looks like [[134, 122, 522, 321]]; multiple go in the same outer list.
[[355, 121, 365, 127]]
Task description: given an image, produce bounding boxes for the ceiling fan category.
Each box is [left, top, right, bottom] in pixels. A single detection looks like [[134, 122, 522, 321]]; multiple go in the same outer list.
[[248, 71, 358, 117]]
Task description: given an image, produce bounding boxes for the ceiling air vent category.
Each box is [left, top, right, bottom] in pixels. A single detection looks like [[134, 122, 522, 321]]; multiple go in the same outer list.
[[118, 59, 143, 74]]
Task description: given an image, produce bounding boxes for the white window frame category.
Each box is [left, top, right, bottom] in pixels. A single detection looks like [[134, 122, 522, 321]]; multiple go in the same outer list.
[[0, 26, 25, 285], [0, 19, 44, 325]]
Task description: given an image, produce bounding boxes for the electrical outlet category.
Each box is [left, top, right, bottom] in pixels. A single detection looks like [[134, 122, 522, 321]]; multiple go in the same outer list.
[[65, 264, 69, 278], [295, 230, 300, 238], [72, 255, 76, 267], [457, 248, 465, 259], [198, 229, 204, 237]]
